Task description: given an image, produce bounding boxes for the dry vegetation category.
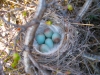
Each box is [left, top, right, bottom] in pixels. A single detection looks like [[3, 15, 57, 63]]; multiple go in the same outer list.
[[0, 0, 100, 75]]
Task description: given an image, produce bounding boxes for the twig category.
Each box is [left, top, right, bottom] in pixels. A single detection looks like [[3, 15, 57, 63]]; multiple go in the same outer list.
[[71, 23, 94, 26], [31, 66, 38, 75], [91, 26, 100, 29], [24, 0, 47, 46], [75, 0, 93, 22], [83, 59, 91, 75], [90, 31, 100, 43], [13, 30, 22, 51], [23, 0, 47, 74], [66, 49, 85, 66], [23, 51, 34, 74], [83, 52, 100, 62], [0, 17, 19, 28], [0, 16, 40, 32]]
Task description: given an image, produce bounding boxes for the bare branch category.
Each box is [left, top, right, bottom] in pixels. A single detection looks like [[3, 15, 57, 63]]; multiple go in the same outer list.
[[24, 0, 47, 46], [75, 0, 93, 22], [23, 51, 34, 74], [34, 0, 47, 20], [23, 0, 47, 74], [0, 16, 40, 31]]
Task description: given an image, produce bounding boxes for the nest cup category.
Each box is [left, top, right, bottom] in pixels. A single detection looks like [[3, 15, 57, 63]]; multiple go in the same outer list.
[[33, 22, 65, 56]]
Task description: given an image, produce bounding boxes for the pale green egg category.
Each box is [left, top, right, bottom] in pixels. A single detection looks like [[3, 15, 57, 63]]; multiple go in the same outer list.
[[52, 32, 61, 43], [45, 38, 53, 48], [40, 44, 50, 53], [36, 33, 45, 44], [44, 28, 53, 38]]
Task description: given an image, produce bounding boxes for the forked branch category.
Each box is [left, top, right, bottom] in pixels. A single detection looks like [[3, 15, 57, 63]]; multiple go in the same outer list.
[[23, 0, 47, 75]]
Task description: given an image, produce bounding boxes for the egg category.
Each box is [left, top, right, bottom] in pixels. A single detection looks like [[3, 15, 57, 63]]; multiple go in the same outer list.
[[52, 32, 61, 43], [40, 44, 50, 53], [45, 38, 53, 48], [44, 28, 53, 38], [36, 33, 45, 44]]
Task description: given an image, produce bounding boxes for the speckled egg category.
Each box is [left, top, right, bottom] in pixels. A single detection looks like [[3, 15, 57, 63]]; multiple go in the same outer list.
[[40, 44, 50, 53], [36, 33, 45, 44], [45, 38, 53, 48], [52, 32, 61, 43], [44, 28, 53, 38]]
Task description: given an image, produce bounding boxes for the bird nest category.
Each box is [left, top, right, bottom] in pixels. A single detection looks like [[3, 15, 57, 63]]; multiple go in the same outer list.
[[33, 23, 65, 55], [31, 11, 79, 72]]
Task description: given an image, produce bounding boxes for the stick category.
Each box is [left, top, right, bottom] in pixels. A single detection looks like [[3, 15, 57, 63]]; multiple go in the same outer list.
[[75, 0, 93, 22], [71, 23, 94, 26], [23, 0, 47, 74], [83, 52, 100, 62]]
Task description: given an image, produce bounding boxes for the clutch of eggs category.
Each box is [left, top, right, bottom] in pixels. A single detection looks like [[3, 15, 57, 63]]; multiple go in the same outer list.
[[36, 28, 61, 53]]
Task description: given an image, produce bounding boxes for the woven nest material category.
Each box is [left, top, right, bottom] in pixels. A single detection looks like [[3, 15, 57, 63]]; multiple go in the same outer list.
[[32, 11, 78, 72]]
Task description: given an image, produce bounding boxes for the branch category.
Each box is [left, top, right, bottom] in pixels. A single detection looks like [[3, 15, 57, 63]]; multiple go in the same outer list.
[[23, 51, 34, 74], [24, 0, 47, 46], [0, 17, 19, 28], [23, 0, 47, 74], [75, 0, 93, 22], [0, 16, 40, 34]]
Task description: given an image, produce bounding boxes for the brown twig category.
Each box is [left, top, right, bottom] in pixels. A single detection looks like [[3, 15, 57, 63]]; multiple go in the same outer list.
[[71, 23, 94, 26]]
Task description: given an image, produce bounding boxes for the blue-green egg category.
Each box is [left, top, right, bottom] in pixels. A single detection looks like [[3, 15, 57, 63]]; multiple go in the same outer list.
[[44, 28, 53, 38], [52, 32, 61, 43], [40, 44, 50, 53], [36, 33, 45, 44], [45, 38, 53, 48]]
